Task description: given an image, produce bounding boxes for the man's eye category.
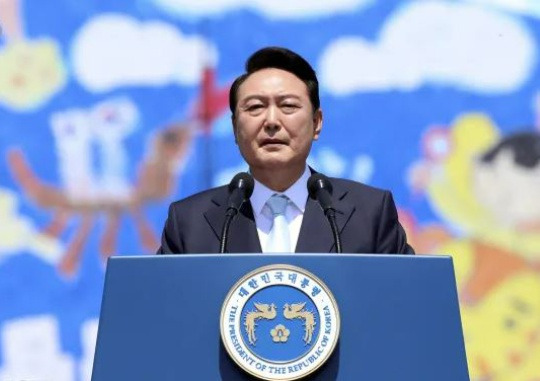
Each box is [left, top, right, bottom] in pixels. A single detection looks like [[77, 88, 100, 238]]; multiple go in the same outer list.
[[246, 104, 263, 111], [282, 104, 299, 111]]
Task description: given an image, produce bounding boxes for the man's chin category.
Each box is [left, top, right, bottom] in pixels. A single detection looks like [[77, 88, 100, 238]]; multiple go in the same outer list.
[[246, 151, 308, 171], [251, 157, 297, 170]]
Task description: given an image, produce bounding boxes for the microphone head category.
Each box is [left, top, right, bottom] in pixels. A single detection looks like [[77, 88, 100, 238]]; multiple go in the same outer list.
[[307, 173, 333, 199], [228, 172, 255, 199]]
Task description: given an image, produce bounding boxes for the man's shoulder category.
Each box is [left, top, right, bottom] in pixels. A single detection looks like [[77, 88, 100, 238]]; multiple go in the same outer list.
[[329, 177, 389, 200], [170, 185, 228, 211]]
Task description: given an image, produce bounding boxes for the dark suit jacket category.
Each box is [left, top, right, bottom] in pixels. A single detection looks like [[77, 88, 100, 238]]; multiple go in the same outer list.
[[157, 177, 414, 254]]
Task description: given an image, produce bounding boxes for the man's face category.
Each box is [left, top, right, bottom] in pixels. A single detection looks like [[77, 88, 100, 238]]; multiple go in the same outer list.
[[233, 68, 322, 172]]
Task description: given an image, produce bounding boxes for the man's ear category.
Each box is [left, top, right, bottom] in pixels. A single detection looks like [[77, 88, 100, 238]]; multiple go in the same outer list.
[[312, 109, 323, 141], [232, 114, 238, 144]]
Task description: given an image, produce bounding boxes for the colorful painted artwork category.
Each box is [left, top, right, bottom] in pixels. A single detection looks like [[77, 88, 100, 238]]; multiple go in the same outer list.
[[1, 0, 539, 379]]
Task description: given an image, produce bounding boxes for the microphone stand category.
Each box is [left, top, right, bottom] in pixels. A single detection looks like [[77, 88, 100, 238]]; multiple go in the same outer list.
[[219, 209, 237, 254], [219, 172, 254, 254], [325, 209, 342, 254]]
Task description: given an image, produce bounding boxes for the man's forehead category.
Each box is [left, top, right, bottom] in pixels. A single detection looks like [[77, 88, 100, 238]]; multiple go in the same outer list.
[[237, 68, 309, 98]]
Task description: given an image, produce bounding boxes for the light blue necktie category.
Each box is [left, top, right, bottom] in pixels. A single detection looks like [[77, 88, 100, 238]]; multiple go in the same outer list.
[[265, 194, 291, 253]]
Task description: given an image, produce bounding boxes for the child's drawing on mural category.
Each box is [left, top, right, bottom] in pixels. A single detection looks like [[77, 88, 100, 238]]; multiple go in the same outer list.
[[6, 98, 192, 276], [50, 108, 98, 202], [0, 0, 66, 110], [0, 188, 63, 264], [461, 271, 540, 380], [92, 98, 139, 200], [474, 132, 540, 237], [51, 98, 138, 202], [404, 107, 540, 380]]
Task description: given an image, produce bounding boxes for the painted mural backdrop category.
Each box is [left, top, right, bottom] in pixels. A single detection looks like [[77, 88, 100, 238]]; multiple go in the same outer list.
[[1, 0, 539, 379]]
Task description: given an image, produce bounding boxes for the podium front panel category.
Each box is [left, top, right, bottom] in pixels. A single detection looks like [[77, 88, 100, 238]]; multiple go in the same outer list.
[[92, 254, 469, 381]]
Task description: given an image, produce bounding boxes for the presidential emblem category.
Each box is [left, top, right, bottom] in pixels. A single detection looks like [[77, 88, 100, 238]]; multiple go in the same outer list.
[[220, 264, 340, 380]]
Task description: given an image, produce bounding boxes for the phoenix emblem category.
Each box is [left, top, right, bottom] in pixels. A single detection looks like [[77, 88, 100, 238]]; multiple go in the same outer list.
[[244, 303, 277, 345], [283, 302, 316, 345]]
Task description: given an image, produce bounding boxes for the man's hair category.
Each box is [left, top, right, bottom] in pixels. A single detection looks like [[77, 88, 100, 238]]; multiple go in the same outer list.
[[229, 47, 320, 117]]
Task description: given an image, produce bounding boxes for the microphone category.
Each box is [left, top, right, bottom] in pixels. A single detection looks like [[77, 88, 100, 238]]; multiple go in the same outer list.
[[307, 173, 342, 253], [307, 173, 334, 215], [220, 172, 254, 253], [226, 172, 255, 216]]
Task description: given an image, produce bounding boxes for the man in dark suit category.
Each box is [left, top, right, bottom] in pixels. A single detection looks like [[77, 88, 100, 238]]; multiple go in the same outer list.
[[158, 47, 413, 255]]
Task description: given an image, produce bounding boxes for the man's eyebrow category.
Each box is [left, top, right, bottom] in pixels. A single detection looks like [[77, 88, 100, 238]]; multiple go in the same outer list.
[[239, 94, 302, 103], [239, 95, 265, 104], [277, 94, 301, 101]]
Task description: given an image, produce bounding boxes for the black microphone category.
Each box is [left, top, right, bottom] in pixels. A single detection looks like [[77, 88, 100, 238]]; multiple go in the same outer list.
[[307, 173, 334, 215], [226, 172, 255, 216], [220, 172, 254, 253], [307, 173, 342, 253]]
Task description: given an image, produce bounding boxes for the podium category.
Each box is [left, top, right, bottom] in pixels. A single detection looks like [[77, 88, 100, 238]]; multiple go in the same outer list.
[[91, 254, 469, 380]]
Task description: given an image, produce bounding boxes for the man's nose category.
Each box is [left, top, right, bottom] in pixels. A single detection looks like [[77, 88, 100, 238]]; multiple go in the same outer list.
[[264, 105, 280, 130]]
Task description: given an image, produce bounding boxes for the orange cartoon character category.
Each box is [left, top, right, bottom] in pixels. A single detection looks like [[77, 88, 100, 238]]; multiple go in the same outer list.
[[407, 111, 540, 380]]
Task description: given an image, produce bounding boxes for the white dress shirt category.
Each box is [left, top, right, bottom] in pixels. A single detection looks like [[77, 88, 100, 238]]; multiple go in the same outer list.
[[250, 166, 310, 253]]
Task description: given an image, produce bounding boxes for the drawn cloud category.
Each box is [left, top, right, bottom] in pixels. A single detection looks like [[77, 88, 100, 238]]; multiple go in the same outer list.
[[466, 0, 540, 18], [151, 0, 374, 19], [72, 14, 216, 92], [319, 1, 536, 94], [0, 315, 73, 381]]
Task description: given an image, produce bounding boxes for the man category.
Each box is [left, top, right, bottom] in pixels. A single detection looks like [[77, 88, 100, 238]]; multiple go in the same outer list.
[[157, 47, 414, 254]]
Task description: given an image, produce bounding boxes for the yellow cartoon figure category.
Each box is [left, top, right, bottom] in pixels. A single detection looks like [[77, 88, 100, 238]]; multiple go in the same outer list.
[[407, 111, 540, 380], [0, 0, 66, 110], [461, 272, 540, 380]]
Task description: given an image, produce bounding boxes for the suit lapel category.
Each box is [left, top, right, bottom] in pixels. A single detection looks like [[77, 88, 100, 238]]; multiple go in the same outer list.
[[295, 181, 355, 253], [204, 191, 262, 253]]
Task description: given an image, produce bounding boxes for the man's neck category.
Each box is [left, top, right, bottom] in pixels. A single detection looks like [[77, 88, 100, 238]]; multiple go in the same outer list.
[[250, 165, 306, 192]]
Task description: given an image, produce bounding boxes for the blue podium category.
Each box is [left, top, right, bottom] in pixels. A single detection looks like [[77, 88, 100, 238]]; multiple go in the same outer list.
[[91, 254, 469, 380]]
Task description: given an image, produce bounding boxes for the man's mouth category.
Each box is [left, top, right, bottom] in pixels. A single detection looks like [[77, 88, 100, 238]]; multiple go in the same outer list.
[[261, 139, 287, 146]]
